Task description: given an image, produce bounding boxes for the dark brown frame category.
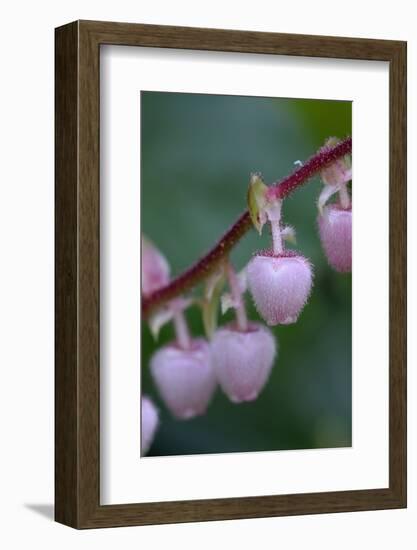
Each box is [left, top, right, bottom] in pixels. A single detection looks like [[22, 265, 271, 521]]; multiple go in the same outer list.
[[55, 20, 407, 529]]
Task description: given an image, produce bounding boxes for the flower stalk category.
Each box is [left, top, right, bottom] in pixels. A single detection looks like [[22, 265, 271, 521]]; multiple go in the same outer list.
[[142, 137, 352, 318], [338, 184, 351, 210], [226, 261, 248, 332], [173, 307, 192, 350]]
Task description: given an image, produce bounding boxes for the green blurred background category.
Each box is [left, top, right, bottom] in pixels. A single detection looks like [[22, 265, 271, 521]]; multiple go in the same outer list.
[[141, 91, 352, 457]]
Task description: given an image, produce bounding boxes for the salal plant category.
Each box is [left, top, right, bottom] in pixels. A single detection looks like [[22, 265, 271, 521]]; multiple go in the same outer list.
[[141, 137, 352, 455]]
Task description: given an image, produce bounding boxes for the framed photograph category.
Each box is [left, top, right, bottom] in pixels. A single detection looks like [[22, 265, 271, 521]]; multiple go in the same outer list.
[[55, 20, 406, 528]]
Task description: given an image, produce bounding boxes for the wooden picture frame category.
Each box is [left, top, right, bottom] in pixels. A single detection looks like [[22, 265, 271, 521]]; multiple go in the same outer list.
[[55, 20, 407, 529]]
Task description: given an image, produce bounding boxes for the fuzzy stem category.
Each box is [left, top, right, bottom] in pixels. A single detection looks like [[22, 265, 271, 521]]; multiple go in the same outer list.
[[226, 261, 248, 332], [266, 137, 352, 201], [173, 307, 191, 350], [339, 184, 351, 209], [142, 137, 352, 318], [271, 221, 283, 255], [266, 200, 283, 255]]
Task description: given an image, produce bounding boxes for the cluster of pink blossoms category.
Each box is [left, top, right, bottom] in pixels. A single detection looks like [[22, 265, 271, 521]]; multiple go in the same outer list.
[[141, 139, 352, 455]]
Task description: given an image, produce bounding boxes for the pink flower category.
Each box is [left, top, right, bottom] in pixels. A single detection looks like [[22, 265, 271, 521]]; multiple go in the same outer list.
[[247, 252, 313, 325], [318, 206, 352, 273], [211, 323, 276, 403], [142, 237, 170, 297], [141, 396, 159, 455], [150, 339, 216, 419]]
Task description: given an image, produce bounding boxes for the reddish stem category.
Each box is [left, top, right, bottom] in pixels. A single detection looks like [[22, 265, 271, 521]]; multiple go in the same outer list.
[[266, 137, 352, 200], [142, 137, 352, 317]]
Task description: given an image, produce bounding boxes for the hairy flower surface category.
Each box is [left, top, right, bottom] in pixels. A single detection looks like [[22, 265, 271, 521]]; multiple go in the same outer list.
[[247, 252, 313, 325], [318, 205, 352, 273], [141, 396, 159, 455], [142, 237, 170, 297], [211, 323, 276, 403], [150, 338, 216, 419]]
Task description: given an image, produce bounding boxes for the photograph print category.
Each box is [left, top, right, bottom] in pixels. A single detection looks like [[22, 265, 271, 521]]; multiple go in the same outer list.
[[140, 91, 352, 458]]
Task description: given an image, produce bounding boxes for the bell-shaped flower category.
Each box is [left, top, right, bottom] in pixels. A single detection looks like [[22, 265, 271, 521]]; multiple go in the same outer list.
[[141, 396, 159, 455], [150, 338, 216, 419], [211, 323, 276, 403], [247, 252, 313, 325], [318, 205, 352, 273], [142, 236, 170, 297]]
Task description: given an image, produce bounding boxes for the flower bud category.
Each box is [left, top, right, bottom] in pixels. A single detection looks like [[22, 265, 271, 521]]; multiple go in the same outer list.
[[150, 339, 216, 419], [318, 206, 352, 273], [320, 137, 352, 187], [211, 323, 276, 403], [142, 236, 170, 297], [247, 252, 313, 325], [321, 159, 352, 188], [141, 396, 159, 456]]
